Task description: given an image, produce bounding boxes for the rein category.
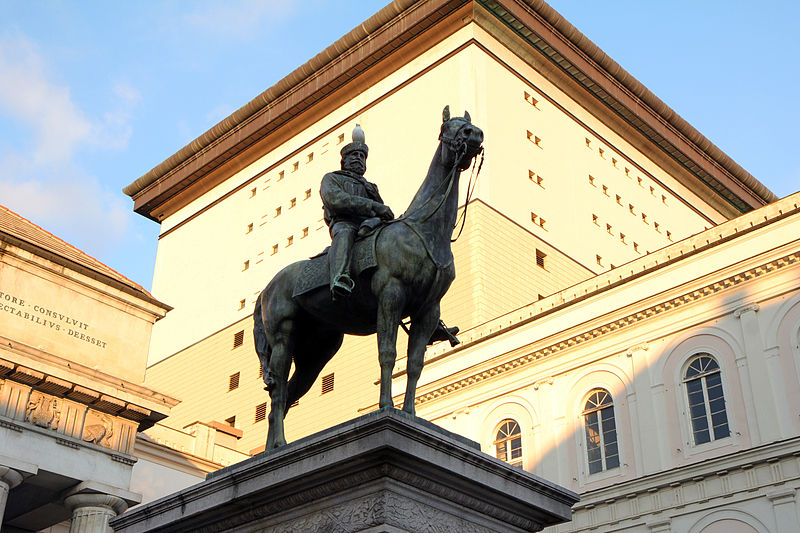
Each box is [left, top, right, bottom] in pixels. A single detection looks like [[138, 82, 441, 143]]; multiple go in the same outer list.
[[451, 146, 484, 242]]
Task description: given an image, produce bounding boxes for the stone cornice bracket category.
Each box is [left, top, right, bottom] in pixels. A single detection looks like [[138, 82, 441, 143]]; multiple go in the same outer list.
[[533, 377, 554, 390], [626, 342, 650, 357], [734, 303, 760, 318]]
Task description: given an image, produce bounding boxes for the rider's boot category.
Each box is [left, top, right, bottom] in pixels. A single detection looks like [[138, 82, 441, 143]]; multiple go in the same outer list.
[[329, 225, 356, 301]]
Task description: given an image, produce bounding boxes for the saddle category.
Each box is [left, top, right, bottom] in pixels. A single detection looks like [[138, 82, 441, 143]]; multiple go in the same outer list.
[[292, 226, 381, 299]]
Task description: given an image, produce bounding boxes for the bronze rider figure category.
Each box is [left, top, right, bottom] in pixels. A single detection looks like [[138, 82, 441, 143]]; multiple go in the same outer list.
[[320, 124, 459, 346]]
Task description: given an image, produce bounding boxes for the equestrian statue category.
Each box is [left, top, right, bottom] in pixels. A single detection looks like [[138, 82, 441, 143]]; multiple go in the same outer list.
[[253, 106, 484, 449]]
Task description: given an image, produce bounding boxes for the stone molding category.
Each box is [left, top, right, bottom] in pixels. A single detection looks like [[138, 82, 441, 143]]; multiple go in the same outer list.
[[0, 348, 170, 430], [416, 250, 800, 405], [568, 438, 800, 531], [422, 194, 800, 363]]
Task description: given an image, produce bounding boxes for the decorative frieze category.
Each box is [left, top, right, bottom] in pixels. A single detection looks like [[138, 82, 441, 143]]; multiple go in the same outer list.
[[0, 377, 138, 454]]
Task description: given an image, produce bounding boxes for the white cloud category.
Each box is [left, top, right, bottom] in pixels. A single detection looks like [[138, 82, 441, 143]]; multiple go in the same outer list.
[[184, 0, 298, 40], [0, 35, 140, 257], [0, 36, 92, 165], [0, 171, 130, 256]]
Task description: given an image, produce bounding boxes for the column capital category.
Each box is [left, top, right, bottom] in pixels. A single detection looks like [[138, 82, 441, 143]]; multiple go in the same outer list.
[[0, 466, 23, 490], [734, 303, 760, 318], [65, 492, 128, 515]]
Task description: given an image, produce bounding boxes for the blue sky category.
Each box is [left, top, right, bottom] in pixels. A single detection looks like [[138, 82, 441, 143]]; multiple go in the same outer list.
[[1, 1, 798, 290]]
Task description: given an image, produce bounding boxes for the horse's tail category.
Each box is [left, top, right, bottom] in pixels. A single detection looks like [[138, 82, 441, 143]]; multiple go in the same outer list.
[[253, 292, 275, 391]]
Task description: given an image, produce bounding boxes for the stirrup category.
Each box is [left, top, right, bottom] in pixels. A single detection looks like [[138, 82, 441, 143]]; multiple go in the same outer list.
[[331, 274, 355, 300]]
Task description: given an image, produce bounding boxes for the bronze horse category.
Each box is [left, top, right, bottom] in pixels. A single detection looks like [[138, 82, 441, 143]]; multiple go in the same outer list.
[[253, 107, 484, 449]]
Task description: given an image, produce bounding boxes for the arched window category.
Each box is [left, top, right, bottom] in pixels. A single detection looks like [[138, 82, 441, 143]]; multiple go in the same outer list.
[[684, 354, 730, 444], [583, 389, 619, 474], [494, 419, 523, 467]]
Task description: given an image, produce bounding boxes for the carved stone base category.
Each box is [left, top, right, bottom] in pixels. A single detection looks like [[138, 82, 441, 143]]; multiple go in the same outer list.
[[110, 409, 578, 532]]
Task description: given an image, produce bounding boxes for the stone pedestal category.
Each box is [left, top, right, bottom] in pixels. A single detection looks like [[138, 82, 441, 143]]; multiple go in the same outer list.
[[111, 409, 579, 532]]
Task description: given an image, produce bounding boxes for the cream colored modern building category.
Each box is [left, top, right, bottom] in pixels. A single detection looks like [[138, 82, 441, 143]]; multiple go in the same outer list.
[[124, 0, 799, 531]]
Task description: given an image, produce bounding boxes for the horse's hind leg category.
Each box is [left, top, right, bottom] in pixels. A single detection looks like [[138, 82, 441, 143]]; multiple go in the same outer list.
[[286, 331, 343, 408], [403, 304, 440, 415], [265, 323, 295, 449]]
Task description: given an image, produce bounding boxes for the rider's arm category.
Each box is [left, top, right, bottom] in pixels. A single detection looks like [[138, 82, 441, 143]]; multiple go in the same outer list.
[[320, 174, 382, 217]]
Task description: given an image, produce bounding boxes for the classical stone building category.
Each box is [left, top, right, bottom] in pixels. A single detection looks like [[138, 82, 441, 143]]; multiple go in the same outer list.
[[123, 0, 799, 531]]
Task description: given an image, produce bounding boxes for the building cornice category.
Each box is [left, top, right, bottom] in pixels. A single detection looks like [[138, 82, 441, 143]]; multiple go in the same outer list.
[[481, 0, 775, 212], [124, 0, 774, 223], [1, 337, 179, 428], [407, 193, 800, 406]]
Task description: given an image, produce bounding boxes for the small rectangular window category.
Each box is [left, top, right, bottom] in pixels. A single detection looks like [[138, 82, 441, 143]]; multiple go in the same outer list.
[[588, 175, 596, 186], [275, 206, 282, 217], [337, 133, 345, 144], [290, 198, 296, 208], [278, 170, 284, 181], [524, 91, 539, 108], [602, 185, 609, 196], [247, 223, 254, 233], [229, 372, 240, 391], [641, 213, 648, 224], [619, 233, 626, 244], [233, 330, 244, 348], [592, 214, 599, 225], [637, 176, 643, 187], [624, 167, 630, 177], [302, 227, 309, 238], [596, 255, 603, 267], [254, 402, 267, 422], [606, 223, 613, 235], [305, 189, 312, 199], [225, 416, 236, 427], [611, 158, 618, 168], [307, 152, 314, 163], [243, 260, 249, 271], [272, 244, 278, 255], [535, 249, 546, 268], [238, 299, 246, 310], [654, 221, 661, 233], [531, 212, 538, 224], [585, 138, 592, 148], [538, 217, 546, 230], [628, 204, 635, 215], [526, 131, 542, 147], [287, 235, 294, 246], [666, 230, 672, 241], [292, 162, 299, 172], [662, 194, 668, 205], [250, 187, 257, 198], [615, 194, 622, 205], [650, 186, 655, 195], [598, 148, 605, 159], [321, 373, 335, 394], [633, 242, 640, 253]]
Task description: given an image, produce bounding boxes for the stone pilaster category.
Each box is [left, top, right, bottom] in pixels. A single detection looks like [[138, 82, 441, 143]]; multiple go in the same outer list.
[[767, 488, 799, 533], [65, 493, 127, 533], [0, 466, 23, 525]]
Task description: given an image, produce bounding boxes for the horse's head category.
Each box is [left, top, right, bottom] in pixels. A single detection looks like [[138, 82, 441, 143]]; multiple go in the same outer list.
[[439, 105, 484, 171]]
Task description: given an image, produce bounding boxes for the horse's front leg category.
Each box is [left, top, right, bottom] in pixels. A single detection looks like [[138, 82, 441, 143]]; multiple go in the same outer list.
[[376, 278, 405, 409], [403, 304, 440, 415]]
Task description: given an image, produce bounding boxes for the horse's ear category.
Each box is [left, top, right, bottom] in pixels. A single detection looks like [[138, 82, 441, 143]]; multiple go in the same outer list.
[[442, 105, 450, 122], [464, 110, 471, 122]]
